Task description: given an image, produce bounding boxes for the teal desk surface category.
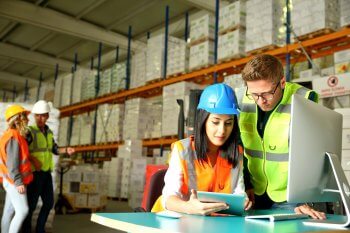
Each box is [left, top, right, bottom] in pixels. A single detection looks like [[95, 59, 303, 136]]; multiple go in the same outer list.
[[91, 210, 350, 233]]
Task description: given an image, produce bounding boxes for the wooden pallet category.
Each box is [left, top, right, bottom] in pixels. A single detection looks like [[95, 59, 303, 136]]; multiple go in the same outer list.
[[166, 71, 187, 79], [146, 78, 162, 85], [247, 44, 280, 56], [296, 28, 335, 41], [189, 64, 212, 72], [218, 53, 245, 64], [189, 37, 213, 47], [219, 24, 245, 35]]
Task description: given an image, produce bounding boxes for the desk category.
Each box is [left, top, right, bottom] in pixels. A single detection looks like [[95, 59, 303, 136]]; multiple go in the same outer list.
[[91, 211, 349, 233]]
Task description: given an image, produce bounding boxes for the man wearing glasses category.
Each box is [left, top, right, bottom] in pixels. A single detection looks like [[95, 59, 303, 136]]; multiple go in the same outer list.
[[239, 54, 325, 219]]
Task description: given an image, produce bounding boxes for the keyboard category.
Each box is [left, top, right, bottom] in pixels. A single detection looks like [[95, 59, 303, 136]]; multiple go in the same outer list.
[[245, 213, 309, 222]]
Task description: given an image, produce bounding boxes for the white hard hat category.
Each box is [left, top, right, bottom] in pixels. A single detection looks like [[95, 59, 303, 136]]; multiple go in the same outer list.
[[32, 100, 50, 114]]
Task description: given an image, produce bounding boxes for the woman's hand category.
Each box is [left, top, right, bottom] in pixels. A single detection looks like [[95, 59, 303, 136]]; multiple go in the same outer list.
[[294, 204, 326, 220], [186, 189, 229, 215], [16, 185, 26, 194], [245, 189, 255, 207], [244, 197, 252, 210]]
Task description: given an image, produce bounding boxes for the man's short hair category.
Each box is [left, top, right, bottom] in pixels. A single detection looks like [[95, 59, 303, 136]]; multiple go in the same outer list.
[[241, 54, 284, 84]]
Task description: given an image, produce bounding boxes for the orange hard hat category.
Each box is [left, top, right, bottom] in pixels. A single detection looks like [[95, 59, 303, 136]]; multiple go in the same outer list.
[[5, 105, 30, 121]]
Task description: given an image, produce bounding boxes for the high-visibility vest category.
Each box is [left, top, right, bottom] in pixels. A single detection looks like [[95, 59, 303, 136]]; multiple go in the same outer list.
[[28, 125, 54, 172], [0, 129, 33, 185], [239, 82, 317, 202], [152, 137, 242, 212]]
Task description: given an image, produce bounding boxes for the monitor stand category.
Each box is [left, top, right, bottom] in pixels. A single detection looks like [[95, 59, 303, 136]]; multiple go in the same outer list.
[[303, 152, 350, 228]]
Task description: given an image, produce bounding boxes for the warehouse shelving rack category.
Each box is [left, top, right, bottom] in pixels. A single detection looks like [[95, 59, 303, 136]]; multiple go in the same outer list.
[[59, 27, 350, 153]]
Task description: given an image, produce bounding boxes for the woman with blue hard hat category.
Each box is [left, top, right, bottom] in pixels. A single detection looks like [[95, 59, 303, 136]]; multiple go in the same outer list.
[[154, 83, 252, 215]]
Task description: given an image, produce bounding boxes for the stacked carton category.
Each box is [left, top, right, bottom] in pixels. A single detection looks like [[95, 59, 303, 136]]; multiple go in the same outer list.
[[224, 74, 245, 90], [167, 37, 189, 76], [81, 70, 97, 101], [122, 98, 148, 140], [146, 34, 179, 82], [69, 116, 81, 146], [53, 76, 63, 108], [96, 103, 124, 143], [62, 165, 107, 209], [58, 118, 69, 147], [340, 0, 350, 27], [105, 158, 123, 198], [245, 0, 285, 52], [71, 69, 84, 104], [79, 111, 95, 145], [334, 49, 350, 74], [189, 14, 215, 70], [131, 49, 147, 88], [98, 69, 111, 96], [291, 0, 339, 40], [162, 81, 204, 136], [60, 73, 73, 107], [118, 140, 143, 199], [218, 1, 246, 61], [143, 96, 162, 139], [111, 62, 127, 92]]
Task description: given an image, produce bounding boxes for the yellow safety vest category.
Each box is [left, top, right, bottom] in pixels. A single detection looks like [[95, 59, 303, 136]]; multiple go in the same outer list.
[[239, 82, 318, 202], [28, 125, 54, 172]]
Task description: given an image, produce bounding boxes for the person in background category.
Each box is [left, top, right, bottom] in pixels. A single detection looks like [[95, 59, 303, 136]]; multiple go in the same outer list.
[[157, 83, 251, 215], [22, 100, 75, 233], [0, 105, 33, 233], [238, 54, 325, 219]]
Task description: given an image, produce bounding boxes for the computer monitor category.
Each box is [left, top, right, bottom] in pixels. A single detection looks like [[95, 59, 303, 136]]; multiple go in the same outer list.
[[287, 94, 350, 227]]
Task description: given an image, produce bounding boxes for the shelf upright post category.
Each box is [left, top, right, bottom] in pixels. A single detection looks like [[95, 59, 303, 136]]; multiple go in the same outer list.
[[213, 0, 219, 83], [12, 85, 16, 102], [147, 31, 151, 39], [74, 52, 78, 72], [67, 113, 73, 148], [184, 11, 189, 42], [3, 90, 6, 102], [54, 64, 59, 87], [24, 79, 28, 102], [90, 57, 94, 70], [126, 26, 132, 90], [285, 0, 291, 82], [36, 72, 43, 101], [93, 43, 103, 149], [115, 46, 119, 64], [163, 5, 169, 79]]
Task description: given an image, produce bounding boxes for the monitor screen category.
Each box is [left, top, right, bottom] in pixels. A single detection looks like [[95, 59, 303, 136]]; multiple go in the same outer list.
[[287, 94, 343, 203]]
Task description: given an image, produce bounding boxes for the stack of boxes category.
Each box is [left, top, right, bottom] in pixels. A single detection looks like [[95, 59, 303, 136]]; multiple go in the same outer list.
[[62, 165, 107, 209], [224, 74, 245, 90], [117, 140, 143, 199], [71, 69, 85, 104], [340, 0, 350, 27], [58, 118, 69, 147], [105, 158, 123, 198], [81, 70, 97, 101], [291, 0, 339, 39], [218, 1, 246, 61], [96, 103, 124, 143], [245, 0, 285, 52], [111, 62, 127, 92], [189, 14, 215, 70], [53, 76, 63, 108], [130, 49, 147, 88], [167, 37, 189, 76], [123, 98, 148, 140], [69, 116, 81, 146], [334, 49, 350, 74], [79, 112, 95, 145], [162, 81, 204, 136], [60, 73, 73, 107], [98, 69, 112, 96], [143, 96, 162, 139]]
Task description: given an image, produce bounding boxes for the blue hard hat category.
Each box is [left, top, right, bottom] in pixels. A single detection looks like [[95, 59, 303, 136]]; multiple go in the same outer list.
[[197, 83, 239, 115]]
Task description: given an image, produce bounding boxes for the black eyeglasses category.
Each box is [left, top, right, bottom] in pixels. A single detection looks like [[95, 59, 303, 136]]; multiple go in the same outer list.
[[246, 83, 280, 101]]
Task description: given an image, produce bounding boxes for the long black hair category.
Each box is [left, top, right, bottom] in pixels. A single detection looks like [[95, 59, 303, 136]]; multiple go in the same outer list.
[[194, 109, 240, 168]]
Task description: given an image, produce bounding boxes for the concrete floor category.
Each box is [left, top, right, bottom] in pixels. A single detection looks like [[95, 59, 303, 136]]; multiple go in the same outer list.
[[53, 199, 133, 233]]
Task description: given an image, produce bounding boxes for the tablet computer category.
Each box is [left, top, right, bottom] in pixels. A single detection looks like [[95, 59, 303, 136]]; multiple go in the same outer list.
[[197, 191, 246, 215]]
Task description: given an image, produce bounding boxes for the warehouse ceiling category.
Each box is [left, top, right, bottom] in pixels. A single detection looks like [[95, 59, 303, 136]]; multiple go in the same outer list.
[[0, 0, 215, 93]]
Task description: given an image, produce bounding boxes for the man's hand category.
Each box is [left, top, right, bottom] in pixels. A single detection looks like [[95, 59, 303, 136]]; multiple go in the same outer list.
[[294, 204, 326, 220], [16, 185, 26, 194], [66, 147, 75, 156], [244, 197, 252, 210]]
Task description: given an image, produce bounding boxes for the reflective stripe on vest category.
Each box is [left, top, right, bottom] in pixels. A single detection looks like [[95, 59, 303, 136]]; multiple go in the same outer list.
[[0, 129, 33, 185], [29, 125, 54, 172], [239, 82, 317, 202], [173, 138, 241, 196]]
